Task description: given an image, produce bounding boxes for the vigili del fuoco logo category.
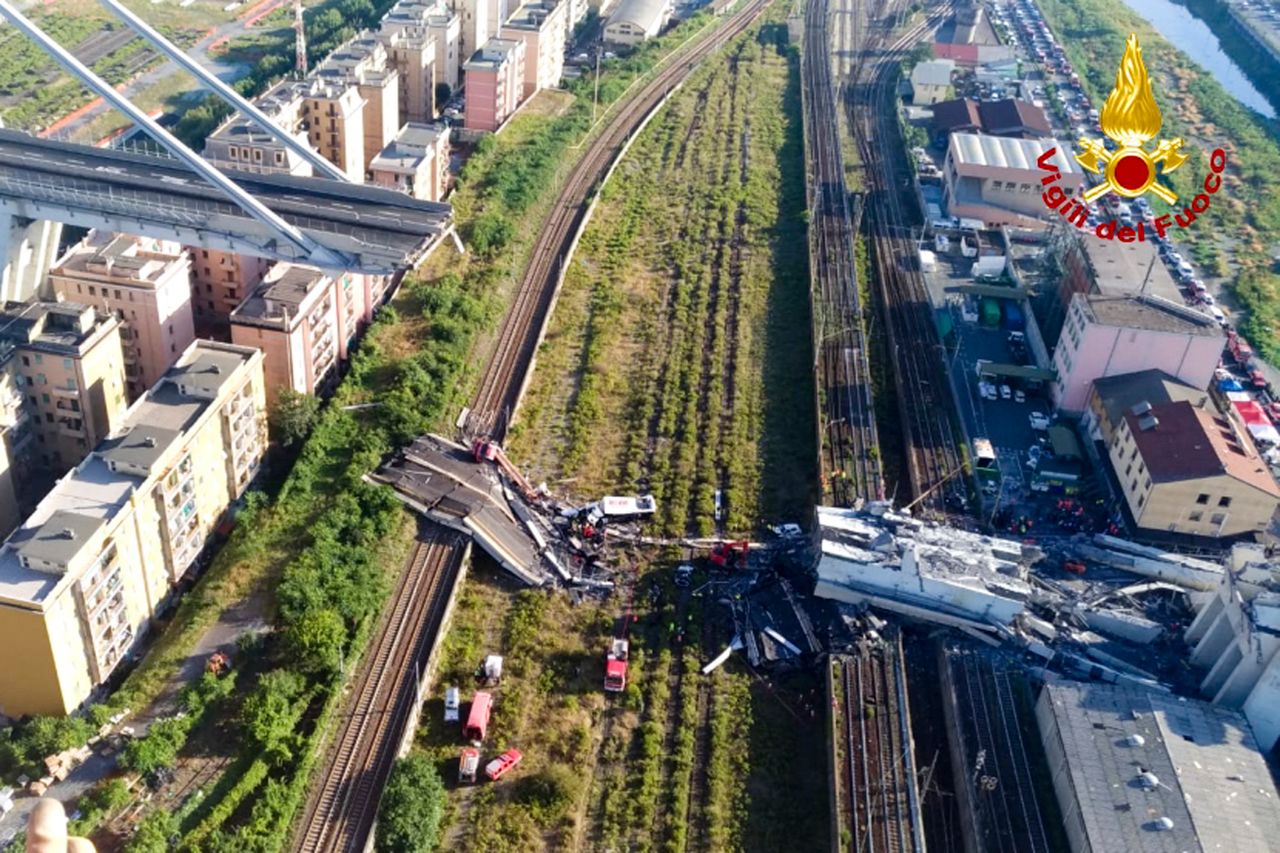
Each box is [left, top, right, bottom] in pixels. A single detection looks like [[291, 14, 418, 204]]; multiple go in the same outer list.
[[1037, 33, 1228, 242]]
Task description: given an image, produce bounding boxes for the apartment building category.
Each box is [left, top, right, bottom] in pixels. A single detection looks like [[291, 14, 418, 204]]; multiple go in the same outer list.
[[500, 0, 567, 99], [456, 0, 505, 69], [371, 122, 452, 200], [0, 302, 127, 482], [203, 83, 314, 177], [0, 340, 266, 716], [47, 233, 196, 401], [188, 248, 273, 338], [380, 0, 462, 115], [315, 36, 402, 175], [1107, 398, 1279, 538], [229, 264, 372, 406], [463, 38, 526, 132], [1051, 292, 1223, 413]]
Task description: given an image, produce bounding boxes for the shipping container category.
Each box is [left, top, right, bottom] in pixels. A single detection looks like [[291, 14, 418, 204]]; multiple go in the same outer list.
[[981, 298, 1002, 327]]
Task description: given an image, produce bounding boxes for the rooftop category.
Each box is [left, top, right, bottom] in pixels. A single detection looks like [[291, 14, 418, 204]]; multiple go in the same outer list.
[[465, 37, 523, 69], [371, 122, 448, 174], [1081, 292, 1223, 337], [230, 263, 331, 330], [607, 0, 670, 28], [53, 232, 187, 286], [911, 58, 956, 87], [948, 132, 1079, 175], [1082, 237, 1182, 304], [1093, 370, 1209, 429], [505, 0, 562, 29], [0, 300, 114, 356], [978, 98, 1051, 136], [1124, 400, 1280, 497], [1038, 680, 1280, 853]]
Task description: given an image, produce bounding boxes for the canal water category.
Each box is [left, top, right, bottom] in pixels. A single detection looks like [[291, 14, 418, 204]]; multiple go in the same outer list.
[[1115, 0, 1278, 117]]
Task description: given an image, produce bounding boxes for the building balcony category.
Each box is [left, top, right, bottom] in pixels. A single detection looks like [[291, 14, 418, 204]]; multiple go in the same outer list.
[[57, 418, 85, 438], [51, 384, 79, 399]]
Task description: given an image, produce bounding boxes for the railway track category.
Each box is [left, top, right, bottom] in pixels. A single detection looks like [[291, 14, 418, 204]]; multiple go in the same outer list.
[[833, 639, 921, 853], [469, 0, 775, 438], [293, 6, 777, 851], [850, 2, 966, 516], [803, 0, 883, 506], [291, 528, 462, 853]]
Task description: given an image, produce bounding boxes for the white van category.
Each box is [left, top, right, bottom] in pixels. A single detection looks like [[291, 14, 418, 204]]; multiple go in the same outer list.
[[444, 686, 460, 723]]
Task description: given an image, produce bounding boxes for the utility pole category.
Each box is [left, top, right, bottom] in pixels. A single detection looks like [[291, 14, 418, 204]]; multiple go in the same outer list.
[[294, 0, 307, 75], [592, 41, 602, 124]]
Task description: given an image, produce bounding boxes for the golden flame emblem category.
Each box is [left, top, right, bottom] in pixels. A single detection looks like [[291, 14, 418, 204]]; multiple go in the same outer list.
[[1076, 34, 1187, 204]]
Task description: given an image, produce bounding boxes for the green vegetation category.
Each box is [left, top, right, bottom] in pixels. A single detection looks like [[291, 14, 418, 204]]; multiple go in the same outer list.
[[268, 389, 321, 449], [0, 12, 200, 132], [375, 754, 447, 852], [508, 21, 816, 536], [1038, 0, 1280, 361]]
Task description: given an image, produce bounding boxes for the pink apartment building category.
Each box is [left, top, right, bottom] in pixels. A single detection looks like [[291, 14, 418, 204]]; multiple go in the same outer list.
[[229, 264, 373, 406], [463, 37, 526, 132], [371, 122, 452, 201], [47, 233, 196, 402], [1052, 292, 1224, 413]]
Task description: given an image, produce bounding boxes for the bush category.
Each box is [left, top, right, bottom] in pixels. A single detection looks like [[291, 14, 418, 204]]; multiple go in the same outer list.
[[241, 670, 308, 766], [119, 717, 188, 777], [14, 714, 94, 762], [126, 809, 178, 853], [376, 754, 446, 853], [269, 389, 321, 448], [284, 608, 346, 675], [515, 766, 580, 825]]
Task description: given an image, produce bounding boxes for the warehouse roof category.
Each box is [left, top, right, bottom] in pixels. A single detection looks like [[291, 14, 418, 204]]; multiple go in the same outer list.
[[606, 0, 669, 30], [1037, 681, 1280, 853], [948, 132, 1079, 174], [911, 59, 956, 88]]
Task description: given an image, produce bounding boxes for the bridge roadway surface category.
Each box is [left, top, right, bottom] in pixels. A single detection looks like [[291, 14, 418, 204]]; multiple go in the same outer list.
[[0, 129, 452, 273]]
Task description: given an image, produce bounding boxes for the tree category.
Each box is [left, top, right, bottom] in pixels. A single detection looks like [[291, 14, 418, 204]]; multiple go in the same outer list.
[[18, 715, 94, 761], [516, 766, 579, 825], [269, 388, 321, 448], [126, 810, 178, 853], [285, 608, 346, 675], [242, 670, 307, 765], [119, 718, 187, 776], [376, 754, 446, 853]]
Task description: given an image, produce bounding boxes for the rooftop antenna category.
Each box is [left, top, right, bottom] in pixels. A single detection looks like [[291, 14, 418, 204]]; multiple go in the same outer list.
[[294, 0, 307, 75]]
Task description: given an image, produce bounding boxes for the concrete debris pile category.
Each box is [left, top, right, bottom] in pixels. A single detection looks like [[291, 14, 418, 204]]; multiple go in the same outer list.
[[814, 503, 1041, 633]]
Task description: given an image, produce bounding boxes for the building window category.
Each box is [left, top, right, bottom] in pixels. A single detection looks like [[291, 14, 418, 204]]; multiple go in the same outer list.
[[27, 395, 36, 407], [36, 373, 45, 385], [20, 355, 28, 367], [206, 284, 213, 294], [1196, 493, 1209, 504], [41, 393, 49, 404], [1211, 513, 1226, 525], [1137, 495, 1145, 508], [114, 289, 122, 300], [62, 358, 72, 369], [1218, 496, 1232, 508], [1143, 476, 1151, 491], [1125, 464, 1132, 477], [202, 250, 209, 259], [34, 354, 41, 365], [1130, 479, 1139, 493], [1189, 511, 1203, 522], [225, 271, 235, 283], [44, 413, 53, 423]]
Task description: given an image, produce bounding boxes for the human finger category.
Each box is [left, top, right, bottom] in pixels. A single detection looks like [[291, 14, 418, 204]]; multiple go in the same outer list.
[[26, 798, 68, 853]]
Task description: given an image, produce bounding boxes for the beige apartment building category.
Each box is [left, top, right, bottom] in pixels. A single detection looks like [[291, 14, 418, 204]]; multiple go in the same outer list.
[[203, 82, 315, 177], [47, 233, 196, 401], [371, 122, 452, 200], [1109, 398, 1280, 539], [314, 36, 402, 175], [229, 264, 371, 406], [0, 341, 266, 716], [0, 301, 128, 480], [500, 0, 567, 99]]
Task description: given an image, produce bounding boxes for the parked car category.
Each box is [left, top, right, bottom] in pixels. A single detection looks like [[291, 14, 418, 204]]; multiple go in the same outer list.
[[485, 749, 523, 781], [1029, 412, 1051, 430]]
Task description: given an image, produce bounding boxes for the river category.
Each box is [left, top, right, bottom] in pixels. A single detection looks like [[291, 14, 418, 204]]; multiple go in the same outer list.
[[1115, 0, 1278, 118]]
